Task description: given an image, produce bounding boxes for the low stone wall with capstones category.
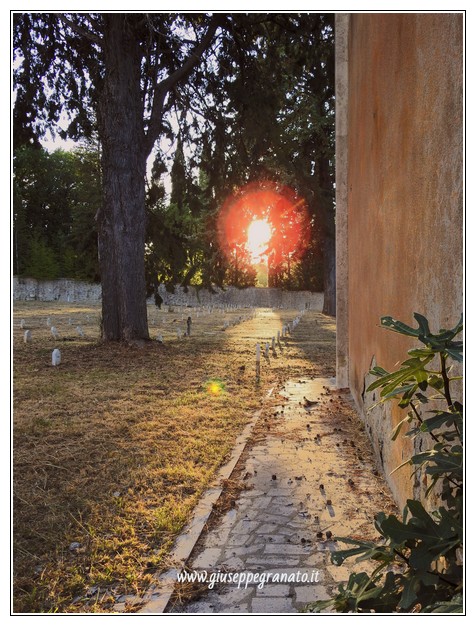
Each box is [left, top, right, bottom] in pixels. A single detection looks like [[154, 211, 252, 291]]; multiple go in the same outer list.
[[157, 284, 323, 311], [13, 277, 324, 311], [13, 277, 102, 302]]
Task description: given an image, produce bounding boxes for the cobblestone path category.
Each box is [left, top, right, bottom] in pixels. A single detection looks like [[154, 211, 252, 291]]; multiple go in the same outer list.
[[158, 377, 398, 614]]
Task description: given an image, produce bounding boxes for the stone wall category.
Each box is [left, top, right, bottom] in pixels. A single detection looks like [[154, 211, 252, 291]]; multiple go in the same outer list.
[[335, 13, 463, 509], [13, 277, 323, 311], [156, 284, 323, 310], [13, 277, 102, 302]]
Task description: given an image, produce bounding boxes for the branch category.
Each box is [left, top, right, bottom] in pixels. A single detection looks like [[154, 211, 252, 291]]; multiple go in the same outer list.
[[59, 14, 102, 46], [440, 353, 454, 409], [144, 14, 222, 156]]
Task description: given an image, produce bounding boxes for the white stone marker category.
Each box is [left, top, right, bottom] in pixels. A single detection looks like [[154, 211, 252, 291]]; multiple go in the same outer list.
[[76, 326, 84, 337], [52, 349, 61, 366], [24, 330, 32, 344], [46, 317, 51, 327], [20, 319, 25, 329], [156, 333, 163, 343], [51, 326, 59, 339]]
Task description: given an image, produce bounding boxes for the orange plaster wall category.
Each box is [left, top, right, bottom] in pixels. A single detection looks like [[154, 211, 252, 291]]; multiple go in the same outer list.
[[346, 13, 463, 507]]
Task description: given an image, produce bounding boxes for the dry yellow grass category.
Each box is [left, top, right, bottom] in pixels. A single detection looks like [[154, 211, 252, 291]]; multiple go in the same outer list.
[[12, 301, 335, 613]]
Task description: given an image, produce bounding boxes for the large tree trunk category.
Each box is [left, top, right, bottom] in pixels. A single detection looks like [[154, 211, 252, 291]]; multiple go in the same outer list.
[[97, 15, 149, 341]]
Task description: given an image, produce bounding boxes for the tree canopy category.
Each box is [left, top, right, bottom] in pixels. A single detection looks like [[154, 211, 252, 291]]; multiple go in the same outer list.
[[13, 12, 336, 336]]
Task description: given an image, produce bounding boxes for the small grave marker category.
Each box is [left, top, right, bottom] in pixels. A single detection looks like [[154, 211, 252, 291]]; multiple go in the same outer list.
[[76, 326, 84, 337], [52, 348, 61, 366], [24, 330, 32, 344], [51, 326, 59, 339]]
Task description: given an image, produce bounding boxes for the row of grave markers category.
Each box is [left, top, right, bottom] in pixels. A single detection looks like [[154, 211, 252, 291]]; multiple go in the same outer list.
[[21, 307, 306, 369], [23, 325, 85, 343], [20, 306, 257, 346], [155, 309, 256, 342], [255, 311, 305, 381], [20, 306, 260, 364]]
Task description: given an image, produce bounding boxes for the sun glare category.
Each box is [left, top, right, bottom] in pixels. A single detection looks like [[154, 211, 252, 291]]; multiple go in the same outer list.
[[247, 219, 272, 262], [206, 379, 225, 396]]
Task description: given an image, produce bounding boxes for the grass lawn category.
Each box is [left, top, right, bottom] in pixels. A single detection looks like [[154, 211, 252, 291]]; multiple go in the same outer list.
[[12, 301, 335, 613]]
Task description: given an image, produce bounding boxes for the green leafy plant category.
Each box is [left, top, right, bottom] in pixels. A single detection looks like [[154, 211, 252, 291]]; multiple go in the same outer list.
[[307, 313, 463, 613]]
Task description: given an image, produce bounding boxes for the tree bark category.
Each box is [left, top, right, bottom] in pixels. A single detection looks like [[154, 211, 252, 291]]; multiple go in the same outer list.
[[97, 15, 149, 341]]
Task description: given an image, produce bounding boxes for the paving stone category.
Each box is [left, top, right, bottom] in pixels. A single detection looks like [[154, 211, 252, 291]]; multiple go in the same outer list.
[[261, 488, 297, 497], [225, 534, 250, 547], [221, 556, 245, 569], [244, 556, 300, 567], [203, 524, 233, 547], [224, 543, 265, 558], [267, 496, 296, 506], [191, 548, 222, 568], [265, 504, 298, 517], [247, 496, 272, 508], [237, 508, 260, 520], [176, 600, 218, 613], [264, 543, 311, 555], [219, 603, 250, 613], [254, 523, 280, 534], [251, 596, 295, 613], [256, 584, 291, 597], [233, 519, 261, 534], [235, 489, 266, 498], [257, 513, 294, 525], [261, 567, 322, 578]]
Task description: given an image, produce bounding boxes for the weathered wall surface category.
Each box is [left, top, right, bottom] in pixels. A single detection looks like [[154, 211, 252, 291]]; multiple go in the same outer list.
[[339, 13, 463, 508], [13, 277, 323, 311]]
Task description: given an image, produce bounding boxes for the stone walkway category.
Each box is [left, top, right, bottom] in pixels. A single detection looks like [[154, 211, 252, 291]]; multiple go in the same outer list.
[[152, 377, 399, 614]]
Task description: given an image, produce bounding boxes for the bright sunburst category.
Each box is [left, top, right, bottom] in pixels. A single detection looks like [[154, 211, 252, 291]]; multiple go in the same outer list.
[[247, 219, 272, 262]]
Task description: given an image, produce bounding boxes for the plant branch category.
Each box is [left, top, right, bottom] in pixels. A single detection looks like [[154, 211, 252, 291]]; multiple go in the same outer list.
[[440, 353, 453, 409], [409, 401, 441, 444]]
